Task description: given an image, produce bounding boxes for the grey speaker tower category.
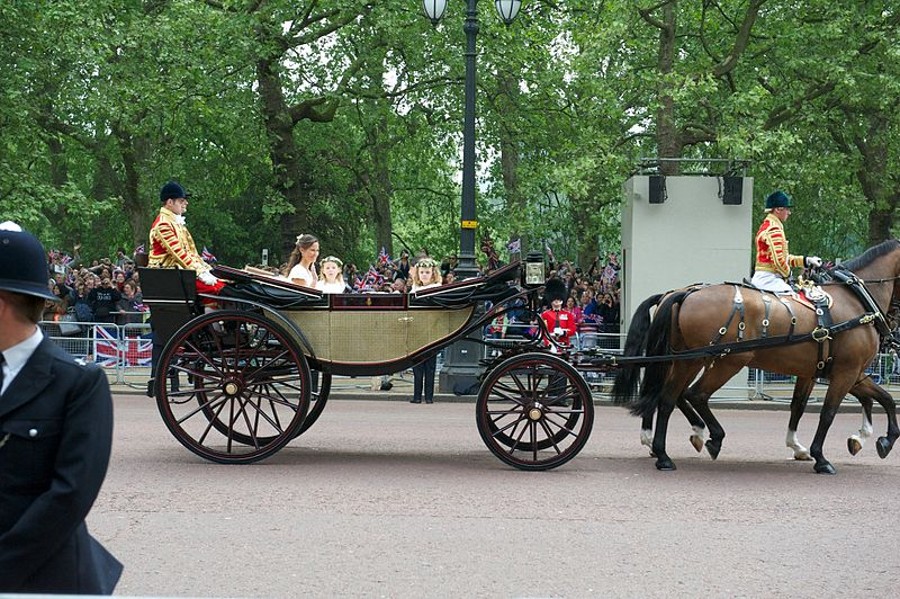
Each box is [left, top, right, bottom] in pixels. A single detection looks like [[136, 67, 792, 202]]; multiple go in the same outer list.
[[621, 173, 754, 399]]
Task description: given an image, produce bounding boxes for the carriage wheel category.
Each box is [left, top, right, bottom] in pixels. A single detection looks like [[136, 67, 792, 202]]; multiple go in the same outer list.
[[296, 369, 331, 436], [476, 352, 594, 471], [156, 310, 311, 464]]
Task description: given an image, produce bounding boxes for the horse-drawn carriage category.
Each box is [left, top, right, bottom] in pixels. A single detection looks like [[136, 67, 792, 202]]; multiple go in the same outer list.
[[141, 239, 900, 475], [141, 261, 595, 471]]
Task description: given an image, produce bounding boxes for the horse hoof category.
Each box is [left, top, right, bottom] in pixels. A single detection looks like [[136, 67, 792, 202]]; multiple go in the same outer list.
[[655, 458, 676, 471], [876, 437, 892, 459], [793, 451, 812, 461], [689, 435, 704, 453], [814, 462, 837, 475], [847, 437, 862, 456], [648, 451, 657, 458], [705, 439, 721, 460]]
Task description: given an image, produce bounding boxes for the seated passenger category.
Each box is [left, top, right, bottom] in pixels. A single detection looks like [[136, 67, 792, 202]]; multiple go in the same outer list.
[[284, 234, 319, 287], [410, 257, 442, 293], [316, 256, 351, 293]]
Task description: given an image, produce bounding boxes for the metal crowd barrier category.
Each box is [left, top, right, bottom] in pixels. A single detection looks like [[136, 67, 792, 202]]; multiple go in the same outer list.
[[38, 314, 900, 403], [39, 314, 152, 386]]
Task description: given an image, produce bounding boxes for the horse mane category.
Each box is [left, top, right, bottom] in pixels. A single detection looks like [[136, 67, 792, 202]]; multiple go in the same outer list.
[[842, 239, 900, 272]]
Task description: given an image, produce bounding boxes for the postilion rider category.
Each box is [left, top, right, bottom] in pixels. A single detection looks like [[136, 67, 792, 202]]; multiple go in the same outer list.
[[750, 190, 822, 295]]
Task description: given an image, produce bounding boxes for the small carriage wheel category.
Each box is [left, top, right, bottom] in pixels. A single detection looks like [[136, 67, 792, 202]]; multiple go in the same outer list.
[[156, 310, 311, 464], [476, 352, 594, 471]]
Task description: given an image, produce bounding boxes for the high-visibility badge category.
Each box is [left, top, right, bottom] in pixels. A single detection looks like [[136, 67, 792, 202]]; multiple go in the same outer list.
[[461, 220, 478, 229]]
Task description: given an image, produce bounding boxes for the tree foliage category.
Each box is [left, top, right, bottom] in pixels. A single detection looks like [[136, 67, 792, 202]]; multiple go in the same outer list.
[[1, 0, 898, 270]]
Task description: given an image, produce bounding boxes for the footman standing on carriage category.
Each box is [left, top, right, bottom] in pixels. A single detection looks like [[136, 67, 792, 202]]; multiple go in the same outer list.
[[750, 190, 822, 294]]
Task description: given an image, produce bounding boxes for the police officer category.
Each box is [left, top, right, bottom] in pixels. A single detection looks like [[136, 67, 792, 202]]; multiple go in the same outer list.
[[751, 190, 822, 294], [0, 222, 122, 593]]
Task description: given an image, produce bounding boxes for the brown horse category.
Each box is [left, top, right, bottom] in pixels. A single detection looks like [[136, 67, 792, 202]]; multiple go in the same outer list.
[[619, 293, 900, 463], [613, 239, 900, 474]]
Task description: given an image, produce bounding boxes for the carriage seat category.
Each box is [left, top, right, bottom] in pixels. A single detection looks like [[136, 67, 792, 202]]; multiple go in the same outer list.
[[212, 264, 328, 309], [138, 267, 203, 346]]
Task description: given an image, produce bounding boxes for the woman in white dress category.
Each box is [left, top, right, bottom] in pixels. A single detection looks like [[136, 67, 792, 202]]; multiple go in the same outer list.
[[316, 256, 350, 293], [284, 234, 319, 287]]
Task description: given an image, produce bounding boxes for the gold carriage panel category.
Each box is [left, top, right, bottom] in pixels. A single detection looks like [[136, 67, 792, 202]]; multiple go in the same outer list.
[[277, 306, 474, 363]]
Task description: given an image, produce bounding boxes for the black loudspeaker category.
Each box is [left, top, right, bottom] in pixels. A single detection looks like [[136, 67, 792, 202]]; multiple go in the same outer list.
[[648, 176, 666, 204], [722, 176, 743, 205]]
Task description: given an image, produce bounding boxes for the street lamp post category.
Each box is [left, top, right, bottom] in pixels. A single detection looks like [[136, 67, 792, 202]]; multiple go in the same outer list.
[[422, 0, 522, 394], [422, 0, 522, 278]]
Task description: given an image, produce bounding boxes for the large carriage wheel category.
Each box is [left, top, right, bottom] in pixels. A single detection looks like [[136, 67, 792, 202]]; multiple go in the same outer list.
[[476, 352, 594, 471], [156, 310, 311, 464], [296, 369, 331, 436]]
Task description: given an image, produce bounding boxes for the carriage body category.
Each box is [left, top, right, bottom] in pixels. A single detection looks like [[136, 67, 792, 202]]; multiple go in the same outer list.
[[140, 262, 594, 470]]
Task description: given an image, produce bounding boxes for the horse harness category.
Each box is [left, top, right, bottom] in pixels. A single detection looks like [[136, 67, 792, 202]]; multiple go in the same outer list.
[[683, 267, 892, 378]]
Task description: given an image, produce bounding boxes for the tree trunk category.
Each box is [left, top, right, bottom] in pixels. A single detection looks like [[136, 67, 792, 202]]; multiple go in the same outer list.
[[256, 57, 313, 258], [655, 2, 680, 175], [498, 72, 524, 258], [369, 110, 394, 258]]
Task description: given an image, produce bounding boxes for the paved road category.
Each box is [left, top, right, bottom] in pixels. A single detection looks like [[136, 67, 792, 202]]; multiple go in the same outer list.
[[93, 395, 899, 598]]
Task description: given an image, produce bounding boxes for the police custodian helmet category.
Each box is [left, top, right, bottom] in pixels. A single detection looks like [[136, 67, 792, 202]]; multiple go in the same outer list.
[[0, 221, 58, 301], [765, 190, 793, 210]]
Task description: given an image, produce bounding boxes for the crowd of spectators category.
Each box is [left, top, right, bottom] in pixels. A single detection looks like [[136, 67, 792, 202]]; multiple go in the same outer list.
[[485, 251, 622, 349], [40, 239, 621, 348], [42, 246, 147, 335]]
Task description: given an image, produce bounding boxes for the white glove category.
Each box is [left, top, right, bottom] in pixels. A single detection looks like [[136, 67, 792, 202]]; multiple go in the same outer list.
[[552, 327, 565, 338], [198, 270, 218, 286], [805, 256, 823, 268]]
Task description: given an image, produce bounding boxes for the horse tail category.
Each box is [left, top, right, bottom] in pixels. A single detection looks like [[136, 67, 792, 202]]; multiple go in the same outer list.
[[611, 293, 665, 405], [629, 290, 690, 420]]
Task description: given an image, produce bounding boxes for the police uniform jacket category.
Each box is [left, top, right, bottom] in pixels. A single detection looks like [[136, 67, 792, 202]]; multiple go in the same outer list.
[[754, 212, 805, 278], [0, 337, 122, 593]]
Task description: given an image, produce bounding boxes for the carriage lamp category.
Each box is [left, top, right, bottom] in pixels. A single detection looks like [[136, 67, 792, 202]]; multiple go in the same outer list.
[[421, 0, 523, 278], [524, 250, 545, 287]]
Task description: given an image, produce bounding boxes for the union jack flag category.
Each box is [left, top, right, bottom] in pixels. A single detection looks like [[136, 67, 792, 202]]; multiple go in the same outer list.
[[92, 326, 152, 368], [377, 246, 390, 266], [354, 265, 383, 291], [201, 246, 217, 263]]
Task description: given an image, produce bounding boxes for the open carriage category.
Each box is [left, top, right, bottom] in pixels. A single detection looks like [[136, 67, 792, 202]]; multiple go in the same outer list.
[[141, 262, 595, 471]]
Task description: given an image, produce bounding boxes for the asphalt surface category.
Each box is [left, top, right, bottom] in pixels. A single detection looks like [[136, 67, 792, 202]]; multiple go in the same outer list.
[[92, 393, 900, 598]]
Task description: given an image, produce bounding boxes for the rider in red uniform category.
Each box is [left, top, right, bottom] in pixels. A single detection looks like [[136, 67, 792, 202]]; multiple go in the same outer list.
[[148, 181, 225, 297], [751, 190, 821, 294]]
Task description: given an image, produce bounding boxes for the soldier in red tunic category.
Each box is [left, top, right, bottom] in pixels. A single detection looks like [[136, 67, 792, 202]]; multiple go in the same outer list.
[[751, 190, 821, 294], [148, 181, 225, 297], [541, 278, 577, 353]]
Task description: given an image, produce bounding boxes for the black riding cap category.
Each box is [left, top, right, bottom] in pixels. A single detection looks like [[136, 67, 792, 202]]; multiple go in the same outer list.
[[0, 223, 58, 300], [160, 181, 187, 203]]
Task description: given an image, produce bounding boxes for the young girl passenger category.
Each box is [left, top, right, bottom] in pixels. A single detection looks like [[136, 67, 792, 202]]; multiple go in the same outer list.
[[409, 257, 442, 404], [316, 256, 350, 293], [410, 257, 442, 292]]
